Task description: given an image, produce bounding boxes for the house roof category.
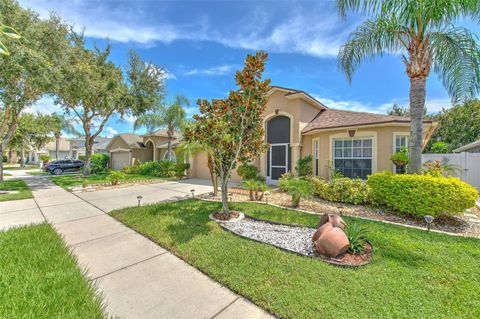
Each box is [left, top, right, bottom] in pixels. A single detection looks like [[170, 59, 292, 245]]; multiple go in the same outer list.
[[302, 109, 434, 134], [142, 129, 181, 138], [453, 138, 480, 152], [268, 86, 328, 110], [108, 133, 145, 149]]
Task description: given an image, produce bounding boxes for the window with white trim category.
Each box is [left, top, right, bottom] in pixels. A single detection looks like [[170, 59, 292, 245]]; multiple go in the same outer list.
[[394, 135, 409, 173], [313, 140, 319, 176], [333, 137, 372, 179]]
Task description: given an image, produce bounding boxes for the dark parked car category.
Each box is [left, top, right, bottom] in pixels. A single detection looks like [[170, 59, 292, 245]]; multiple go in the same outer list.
[[44, 159, 85, 175]]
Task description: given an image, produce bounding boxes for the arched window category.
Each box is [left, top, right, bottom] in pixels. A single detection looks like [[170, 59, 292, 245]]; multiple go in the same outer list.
[[163, 150, 176, 162]]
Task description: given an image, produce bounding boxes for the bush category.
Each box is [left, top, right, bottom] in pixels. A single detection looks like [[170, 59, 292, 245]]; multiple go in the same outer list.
[[278, 172, 294, 192], [367, 171, 478, 217], [237, 163, 259, 180], [312, 177, 370, 205], [2, 155, 7, 163], [78, 155, 86, 161], [40, 155, 50, 163], [296, 155, 313, 177], [107, 170, 125, 185], [157, 160, 177, 178], [175, 163, 191, 178], [91, 154, 109, 174], [430, 141, 450, 153], [284, 178, 314, 207], [122, 165, 139, 175], [344, 222, 369, 255], [242, 177, 268, 201]]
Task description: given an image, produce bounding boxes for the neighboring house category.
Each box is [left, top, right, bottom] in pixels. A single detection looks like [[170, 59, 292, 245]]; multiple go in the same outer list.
[[106, 131, 181, 170], [109, 86, 437, 182], [453, 139, 480, 153], [25, 136, 112, 163]]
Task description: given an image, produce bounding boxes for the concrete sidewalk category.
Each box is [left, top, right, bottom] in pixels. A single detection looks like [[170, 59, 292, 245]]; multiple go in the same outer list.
[[23, 178, 273, 319]]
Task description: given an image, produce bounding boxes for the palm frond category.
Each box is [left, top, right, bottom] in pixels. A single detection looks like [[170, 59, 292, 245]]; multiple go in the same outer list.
[[430, 27, 480, 102], [338, 17, 406, 81]]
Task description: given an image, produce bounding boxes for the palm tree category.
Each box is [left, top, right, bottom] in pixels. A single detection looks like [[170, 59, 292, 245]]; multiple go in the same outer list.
[[49, 114, 80, 161], [134, 94, 189, 161], [337, 0, 480, 173]]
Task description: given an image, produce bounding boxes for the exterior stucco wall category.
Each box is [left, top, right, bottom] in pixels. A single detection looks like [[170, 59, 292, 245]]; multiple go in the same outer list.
[[132, 149, 151, 165]]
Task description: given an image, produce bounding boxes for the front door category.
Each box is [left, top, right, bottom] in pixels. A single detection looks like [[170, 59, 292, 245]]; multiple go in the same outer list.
[[269, 143, 289, 181]]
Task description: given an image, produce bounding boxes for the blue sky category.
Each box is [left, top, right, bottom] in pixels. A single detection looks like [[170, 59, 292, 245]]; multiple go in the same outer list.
[[20, 0, 480, 137]]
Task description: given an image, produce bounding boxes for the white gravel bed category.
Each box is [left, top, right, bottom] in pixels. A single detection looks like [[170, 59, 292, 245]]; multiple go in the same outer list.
[[221, 217, 318, 256]]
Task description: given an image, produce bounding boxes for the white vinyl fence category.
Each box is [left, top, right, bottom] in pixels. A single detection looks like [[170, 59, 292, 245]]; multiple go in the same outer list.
[[422, 152, 480, 189]]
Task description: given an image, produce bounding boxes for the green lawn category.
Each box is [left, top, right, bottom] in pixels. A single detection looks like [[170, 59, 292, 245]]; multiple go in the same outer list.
[[3, 172, 11, 176], [49, 173, 165, 189], [0, 179, 33, 201], [0, 224, 105, 318], [111, 199, 480, 319]]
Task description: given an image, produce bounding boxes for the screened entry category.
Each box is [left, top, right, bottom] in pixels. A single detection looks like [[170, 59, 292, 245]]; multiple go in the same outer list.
[[266, 116, 291, 180]]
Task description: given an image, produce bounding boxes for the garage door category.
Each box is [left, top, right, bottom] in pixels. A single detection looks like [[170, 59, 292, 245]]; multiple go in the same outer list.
[[111, 152, 130, 171]]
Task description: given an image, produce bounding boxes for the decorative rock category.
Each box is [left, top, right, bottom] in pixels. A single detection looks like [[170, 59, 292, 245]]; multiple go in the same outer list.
[[315, 227, 349, 257]]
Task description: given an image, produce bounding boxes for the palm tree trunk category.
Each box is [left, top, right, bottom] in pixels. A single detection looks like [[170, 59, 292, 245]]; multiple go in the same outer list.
[[55, 133, 60, 160], [408, 76, 427, 174]]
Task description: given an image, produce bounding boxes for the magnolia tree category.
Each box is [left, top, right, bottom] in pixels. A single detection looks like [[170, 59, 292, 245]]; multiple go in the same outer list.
[[185, 51, 271, 216]]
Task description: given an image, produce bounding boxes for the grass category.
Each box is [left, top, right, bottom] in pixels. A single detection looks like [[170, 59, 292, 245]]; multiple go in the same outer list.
[[3, 165, 38, 170], [49, 173, 164, 189], [0, 224, 105, 318], [3, 172, 11, 176], [111, 199, 480, 319], [0, 179, 33, 201]]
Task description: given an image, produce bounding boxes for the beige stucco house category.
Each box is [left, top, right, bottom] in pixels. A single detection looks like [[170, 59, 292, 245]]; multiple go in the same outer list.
[[109, 86, 437, 182]]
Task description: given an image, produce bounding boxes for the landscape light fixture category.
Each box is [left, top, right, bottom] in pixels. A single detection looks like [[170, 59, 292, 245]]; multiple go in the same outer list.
[[190, 189, 195, 199], [137, 195, 143, 207], [264, 191, 270, 204], [424, 215, 434, 232]]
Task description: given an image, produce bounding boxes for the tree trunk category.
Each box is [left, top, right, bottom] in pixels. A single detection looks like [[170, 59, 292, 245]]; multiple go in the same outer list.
[[83, 139, 93, 176], [0, 144, 4, 182], [207, 154, 218, 196], [55, 133, 60, 160], [20, 147, 25, 168], [220, 177, 229, 215], [408, 76, 427, 174]]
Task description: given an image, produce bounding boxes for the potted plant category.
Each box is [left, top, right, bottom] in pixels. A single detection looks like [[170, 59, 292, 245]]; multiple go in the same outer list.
[[390, 147, 409, 169]]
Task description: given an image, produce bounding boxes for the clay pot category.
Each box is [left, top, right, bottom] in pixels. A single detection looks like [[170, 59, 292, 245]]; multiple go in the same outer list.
[[317, 214, 346, 229], [315, 227, 350, 258], [312, 222, 332, 242]]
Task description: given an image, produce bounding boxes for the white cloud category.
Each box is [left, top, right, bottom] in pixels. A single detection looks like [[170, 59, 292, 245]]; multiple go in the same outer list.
[[184, 64, 237, 76], [104, 126, 118, 138], [19, 0, 350, 58], [311, 94, 452, 115], [24, 96, 62, 115], [160, 69, 177, 80]]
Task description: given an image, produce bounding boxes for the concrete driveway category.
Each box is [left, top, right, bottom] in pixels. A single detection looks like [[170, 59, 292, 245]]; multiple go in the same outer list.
[[75, 178, 214, 212]]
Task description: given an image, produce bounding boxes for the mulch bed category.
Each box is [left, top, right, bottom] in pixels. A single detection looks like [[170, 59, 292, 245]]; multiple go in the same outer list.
[[201, 190, 480, 238], [212, 211, 241, 221]]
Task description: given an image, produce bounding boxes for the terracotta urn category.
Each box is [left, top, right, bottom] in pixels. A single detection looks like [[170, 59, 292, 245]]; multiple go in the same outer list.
[[313, 213, 350, 258]]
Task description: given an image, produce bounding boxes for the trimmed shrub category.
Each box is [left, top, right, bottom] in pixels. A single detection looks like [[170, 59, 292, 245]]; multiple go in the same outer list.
[[237, 163, 259, 180], [278, 172, 294, 192], [367, 171, 478, 217], [312, 177, 370, 205], [296, 155, 313, 177], [91, 154, 109, 174], [175, 163, 191, 178], [122, 165, 139, 175], [107, 170, 125, 185], [40, 154, 50, 163]]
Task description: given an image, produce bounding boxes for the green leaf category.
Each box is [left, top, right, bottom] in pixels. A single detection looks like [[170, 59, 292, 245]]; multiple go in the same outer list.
[[1, 25, 21, 39], [0, 41, 9, 55]]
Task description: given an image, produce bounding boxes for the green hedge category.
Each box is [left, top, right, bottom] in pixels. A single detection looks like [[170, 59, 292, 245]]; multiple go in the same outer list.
[[367, 172, 478, 217], [311, 177, 370, 205], [91, 154, 109, 174]]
